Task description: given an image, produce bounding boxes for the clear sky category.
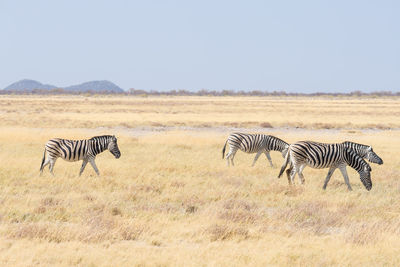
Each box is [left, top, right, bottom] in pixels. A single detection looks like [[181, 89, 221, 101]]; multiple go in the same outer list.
[[1, 0, 399, 92]]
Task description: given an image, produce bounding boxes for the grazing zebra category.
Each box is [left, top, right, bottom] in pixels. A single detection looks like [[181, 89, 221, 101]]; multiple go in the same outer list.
[[222, 133, 289, 167], [40, 135, 121, 176], [278, 141, 376, 191]]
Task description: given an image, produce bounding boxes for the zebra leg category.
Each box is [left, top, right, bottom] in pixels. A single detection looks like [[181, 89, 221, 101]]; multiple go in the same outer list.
[[339, 166, 353, 191], [264, 151, 274, 167], [89, 159, 100, 176], [286, 166, 292, 185], [225, 148, 236, 167], [49, 159, 57, 176], [40, 159, 50, 175], [298, 165, 306, 184], [79, 159, 88, 176], [252, 151, 263, 167], [225, 152, 231, 167], [289, 166, 297, 185], [322, 166, 337, 190], [229, 149, 237, 166]]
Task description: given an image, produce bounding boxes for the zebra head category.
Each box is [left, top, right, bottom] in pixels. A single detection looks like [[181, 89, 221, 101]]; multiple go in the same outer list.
[[108, 135, 121, 159], [359, 163, 372, 191], [365, 146, 383, 165], [344, 148, 372, 191]]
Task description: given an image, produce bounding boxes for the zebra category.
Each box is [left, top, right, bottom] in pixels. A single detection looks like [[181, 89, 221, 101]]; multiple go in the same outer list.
[[222, 133, 289, 167], [40, 135, 121, 176], [279, 141, 383, 190], [278, 141, 378, 191]]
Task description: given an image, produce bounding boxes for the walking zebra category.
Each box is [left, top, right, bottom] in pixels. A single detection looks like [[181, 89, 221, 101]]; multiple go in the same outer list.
[[40, 135, 121, 176], [222, 133, 289, 167], [278, 141, 381, 191]]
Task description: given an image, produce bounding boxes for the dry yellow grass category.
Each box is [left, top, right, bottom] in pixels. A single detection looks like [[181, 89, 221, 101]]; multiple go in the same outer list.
[[0, 95, 399, 266], [1, 95, 399, 129]]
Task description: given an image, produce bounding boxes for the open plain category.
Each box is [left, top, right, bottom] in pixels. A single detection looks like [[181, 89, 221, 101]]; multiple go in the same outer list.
[[0, 95, 400, 266]]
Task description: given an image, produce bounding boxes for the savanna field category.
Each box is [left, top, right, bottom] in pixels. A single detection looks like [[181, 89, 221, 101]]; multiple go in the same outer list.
[[1, 95, 400, 266]]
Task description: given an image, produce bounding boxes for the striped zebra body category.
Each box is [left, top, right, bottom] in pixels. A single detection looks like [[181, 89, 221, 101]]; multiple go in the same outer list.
[[222, 133, 289, 167], [278, 141, 373, 191], [40, 135, 121, 176]]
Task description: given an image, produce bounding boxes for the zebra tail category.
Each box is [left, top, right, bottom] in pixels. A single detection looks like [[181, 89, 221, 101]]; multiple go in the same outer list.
[[40, 148, 46, 171], [222, 140, 228, 159], [278, 149, 290, 178]]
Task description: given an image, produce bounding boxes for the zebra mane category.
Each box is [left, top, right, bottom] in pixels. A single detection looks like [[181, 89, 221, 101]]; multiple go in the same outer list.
[[89, 135, 113, 141], [342, 141, 370, 150]]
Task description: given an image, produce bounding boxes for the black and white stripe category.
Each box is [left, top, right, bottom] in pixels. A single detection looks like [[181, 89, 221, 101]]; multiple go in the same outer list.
[[40, 135, 121, 176], [342, 141, 383, 165], [278, 141, 373, 191], [222, 133, 289, 167]]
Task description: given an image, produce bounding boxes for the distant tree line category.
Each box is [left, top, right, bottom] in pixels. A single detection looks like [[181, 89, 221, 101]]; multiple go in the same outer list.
[[127, 89, 400, 97], [1, 88, 399, 96]]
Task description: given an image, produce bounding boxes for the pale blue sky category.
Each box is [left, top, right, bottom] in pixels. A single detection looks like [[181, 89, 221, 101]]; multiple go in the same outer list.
[[1, 0, 399, 92]]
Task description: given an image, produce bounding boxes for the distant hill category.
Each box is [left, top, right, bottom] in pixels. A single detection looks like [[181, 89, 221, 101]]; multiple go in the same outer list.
[[4, 79, 57, 91], [65, 80, 124, 93], [3, 79, 124, 93]]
